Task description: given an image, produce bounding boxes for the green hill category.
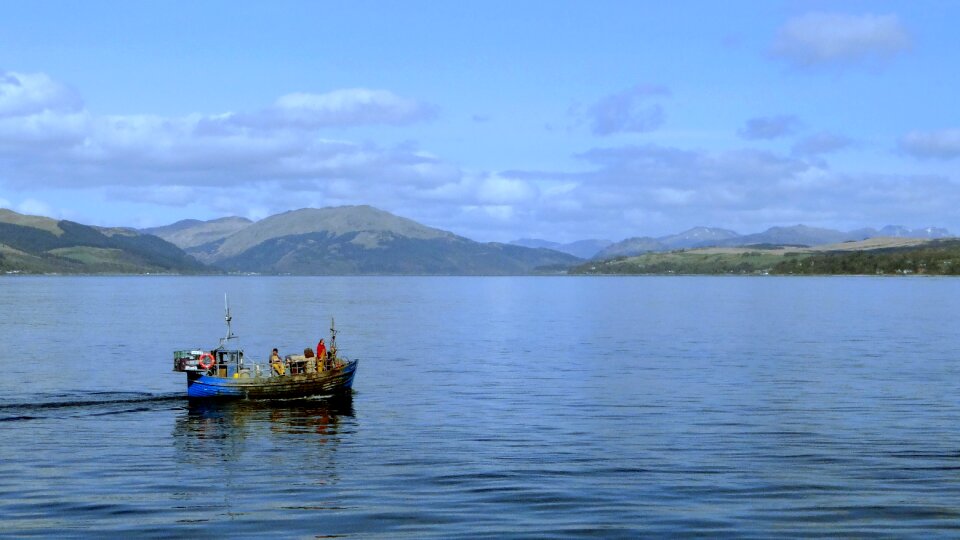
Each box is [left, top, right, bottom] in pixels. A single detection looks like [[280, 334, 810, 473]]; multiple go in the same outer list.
[[771, 239, 960, 275], [200, 206, 452, 262], [573, 247, 789, 275], [0, 210, 212, 274], [215, 230, 578, 275], [572, 238, 960, 276], [179, 206, 581, 275]]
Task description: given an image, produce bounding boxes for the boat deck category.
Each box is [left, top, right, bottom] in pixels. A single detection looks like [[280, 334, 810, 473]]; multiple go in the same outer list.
[[186, 359, 358, 399]]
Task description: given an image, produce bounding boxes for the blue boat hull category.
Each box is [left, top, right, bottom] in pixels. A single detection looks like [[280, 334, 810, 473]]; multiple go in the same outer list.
[[186, 360, 358, 400]]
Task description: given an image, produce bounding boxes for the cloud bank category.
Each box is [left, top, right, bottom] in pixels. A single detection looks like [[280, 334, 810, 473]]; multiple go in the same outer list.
[[0, 71, 447, 195], [501, 143, 960, 239], [772, 13, 910, 67], [899, 129, 960, 160], [1, 69, 958, 241], [0, 72, 82, 117], [219, 89, 436, 131]]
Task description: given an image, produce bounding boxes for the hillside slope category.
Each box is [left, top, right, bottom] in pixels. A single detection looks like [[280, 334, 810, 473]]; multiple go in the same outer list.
[[183, 206, 581, 274], [0, 210, 212, 274], [204, 206, 452, 262], [572, 238, 955, 275], [142, 216, 252, 249], [593, 237, 666, 259]]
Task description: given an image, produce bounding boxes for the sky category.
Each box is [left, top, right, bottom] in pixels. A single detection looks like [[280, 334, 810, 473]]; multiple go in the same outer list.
[[1, 0, 959, 243]]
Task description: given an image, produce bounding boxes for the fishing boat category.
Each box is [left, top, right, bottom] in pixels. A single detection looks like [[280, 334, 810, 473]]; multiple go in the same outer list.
[[172, 298, 358, 400]]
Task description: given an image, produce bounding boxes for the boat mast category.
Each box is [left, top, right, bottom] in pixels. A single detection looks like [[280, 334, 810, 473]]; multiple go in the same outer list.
[[220, 293, 238, 347], [330, 317, 338, 356]]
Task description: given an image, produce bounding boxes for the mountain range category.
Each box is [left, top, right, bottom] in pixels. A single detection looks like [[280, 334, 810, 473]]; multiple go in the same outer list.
[[144, 206, 579, 275], [517, 224, 953, 260], [2, 204, 955, 275]]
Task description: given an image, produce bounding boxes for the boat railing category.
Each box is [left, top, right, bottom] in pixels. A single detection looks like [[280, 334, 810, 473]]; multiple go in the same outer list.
[[236, 357, 348, 378], [174, 349, 346, 378]]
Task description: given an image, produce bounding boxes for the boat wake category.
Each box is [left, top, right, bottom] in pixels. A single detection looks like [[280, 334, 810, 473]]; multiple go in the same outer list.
[[0, 391, 185, 422]]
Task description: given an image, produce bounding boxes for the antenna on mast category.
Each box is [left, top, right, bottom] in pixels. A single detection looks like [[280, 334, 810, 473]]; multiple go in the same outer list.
[[221, 293, 237, 346], [330, 317, 338, 355]]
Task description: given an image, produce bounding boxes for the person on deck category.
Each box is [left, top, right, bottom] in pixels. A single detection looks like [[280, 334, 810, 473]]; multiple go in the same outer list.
[[316, 338, 327, 360], [270, 348, 285, 376]]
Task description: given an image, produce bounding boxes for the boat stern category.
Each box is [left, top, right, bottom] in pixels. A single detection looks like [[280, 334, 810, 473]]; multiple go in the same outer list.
[[173, 350, 204, 372]]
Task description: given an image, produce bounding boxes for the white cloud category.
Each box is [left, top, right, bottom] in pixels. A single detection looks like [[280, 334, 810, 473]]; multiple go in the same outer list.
[[218, 88, 436, 131], [498, 143, 960, 239], [772, 13, 909, 67], [0, 71, 452, 196], [575, 144, 807, 192], [899, 129, 960, 160], [2, 70, 957, 243], [477, 175, 538, 204], [275, 89, 432, 125], [0, 72, 82, 118], [0, 110, 89, 150], [17, 198, 55, 217]]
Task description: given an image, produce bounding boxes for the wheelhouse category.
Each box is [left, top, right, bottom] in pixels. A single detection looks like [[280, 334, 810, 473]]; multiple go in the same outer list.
[[173, 348, 252, 378]]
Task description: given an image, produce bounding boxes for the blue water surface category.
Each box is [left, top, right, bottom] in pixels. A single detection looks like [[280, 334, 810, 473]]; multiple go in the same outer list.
[[1, 276, 959, 537]]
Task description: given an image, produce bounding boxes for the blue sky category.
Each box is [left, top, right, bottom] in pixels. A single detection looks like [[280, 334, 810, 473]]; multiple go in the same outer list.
[[1, 1, 959, 242]]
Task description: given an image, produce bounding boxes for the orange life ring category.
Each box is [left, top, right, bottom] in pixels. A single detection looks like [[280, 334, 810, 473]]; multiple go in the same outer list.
[[198, 352, 215, 370]]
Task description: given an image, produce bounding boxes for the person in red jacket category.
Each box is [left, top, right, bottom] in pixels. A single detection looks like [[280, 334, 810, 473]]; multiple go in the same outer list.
[[316, 338, 327, 361]]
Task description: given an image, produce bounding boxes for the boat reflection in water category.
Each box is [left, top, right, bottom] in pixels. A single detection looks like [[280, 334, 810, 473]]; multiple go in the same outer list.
[[172, 395, 355, 476]]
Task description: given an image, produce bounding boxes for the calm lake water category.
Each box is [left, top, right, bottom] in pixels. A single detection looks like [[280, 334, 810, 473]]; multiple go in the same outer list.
[[1, 276, 960, 537]]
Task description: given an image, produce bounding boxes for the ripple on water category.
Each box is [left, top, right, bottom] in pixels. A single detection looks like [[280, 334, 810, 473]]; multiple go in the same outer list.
[[3, 276, 960, 536]]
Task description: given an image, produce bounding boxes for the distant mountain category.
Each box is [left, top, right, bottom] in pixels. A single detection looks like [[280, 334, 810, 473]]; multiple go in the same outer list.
[[562, 239, 614, 259], [587, 224, 955, 262], [510, 238, 612, 259], [878, 225, 951, 239], [143, 216, 252, 249], [707, 224, 954, 249], [8, 204, 954, 275], [712, 225, 850, 248], [877, 225, 907, 237], [519, 227, 739, 260], [510, 238, 558, 250], [583, 228, 743, 260], [845, 227, 878, 241], [0, 209, 211, 274], [658, 227, 740, 249], [211, 206, 454, 262], [571, 237, 960, 276], [593, 237, 666, 259], [183, 206, 580, 275]]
